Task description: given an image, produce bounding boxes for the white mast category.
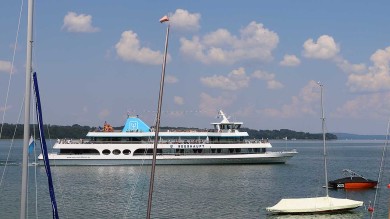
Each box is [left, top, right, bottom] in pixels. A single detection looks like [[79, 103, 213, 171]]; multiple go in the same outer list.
[[20, 0, 34, 218], [318, 82, 328, 197]]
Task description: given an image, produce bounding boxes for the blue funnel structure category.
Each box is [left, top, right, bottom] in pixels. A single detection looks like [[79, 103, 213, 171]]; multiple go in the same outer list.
[[122, 116, 151, 132]]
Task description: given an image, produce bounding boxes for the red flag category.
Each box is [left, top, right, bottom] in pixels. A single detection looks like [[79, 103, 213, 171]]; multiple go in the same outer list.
[[159, 15, 169, 23]]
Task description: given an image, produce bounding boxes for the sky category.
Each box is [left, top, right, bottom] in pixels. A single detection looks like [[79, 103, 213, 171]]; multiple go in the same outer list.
[[0, 1, 389, 135]]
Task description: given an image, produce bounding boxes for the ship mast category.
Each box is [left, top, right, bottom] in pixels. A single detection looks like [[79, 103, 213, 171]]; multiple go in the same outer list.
[[20, 0, 34, 218], [146, 16, 170, 219]]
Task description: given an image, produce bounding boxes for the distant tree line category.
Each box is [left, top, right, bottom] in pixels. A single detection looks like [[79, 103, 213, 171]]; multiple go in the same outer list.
[[0, 123, 337, 140], [241, 128, 337, 140], [0, 123, 91, 139]]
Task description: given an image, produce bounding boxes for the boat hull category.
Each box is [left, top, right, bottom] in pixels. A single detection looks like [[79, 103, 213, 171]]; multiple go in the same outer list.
[[328, 177, 377, 189], [39, 152, 297, 166], [266, 196, 363, 214], [343, 182, 377, 189], [329, 182, 377, 189]]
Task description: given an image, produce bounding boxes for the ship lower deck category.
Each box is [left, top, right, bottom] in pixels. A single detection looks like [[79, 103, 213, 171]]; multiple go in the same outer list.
[[40, 151, 297, 166]]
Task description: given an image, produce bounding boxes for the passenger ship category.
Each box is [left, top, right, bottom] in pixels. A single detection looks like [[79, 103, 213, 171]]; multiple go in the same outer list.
[[39, 110, 297, 165]]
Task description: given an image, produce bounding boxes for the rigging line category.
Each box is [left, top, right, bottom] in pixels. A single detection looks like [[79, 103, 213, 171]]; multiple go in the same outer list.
[[0, 0, 24, 139], [30, 11, 63, 217], [27, 75, 36, 218], [123, 160, 147, 218], [46, 124, 69, 219], [0, 95, 24, 188], [123, 148, 149, 218], [45, 125, 69, 218], [28, 0, 40, 212], [124, 117, 156, 218], [314, 94, 329, 198], [314, 141, 325, 198], [31, 90, 39, 219], [135, 164, 149, 218], [33, 143, 38, 219], [370, 118, 390, 219], [33, 149, 38, 219]]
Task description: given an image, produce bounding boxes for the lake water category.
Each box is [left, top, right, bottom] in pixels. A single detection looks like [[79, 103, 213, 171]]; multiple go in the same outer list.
[[0, 139, 389, 218]]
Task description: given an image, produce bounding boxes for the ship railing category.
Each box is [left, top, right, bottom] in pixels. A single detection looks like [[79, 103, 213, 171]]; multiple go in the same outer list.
[[245, 139, 269, 143], [56, 138, 270, 145], [134, 149, 268, 156], [56, 139, 88, 144]]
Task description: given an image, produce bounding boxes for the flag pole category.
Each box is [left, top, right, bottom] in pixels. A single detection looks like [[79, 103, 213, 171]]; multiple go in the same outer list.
[[146, 16, 170, 219]]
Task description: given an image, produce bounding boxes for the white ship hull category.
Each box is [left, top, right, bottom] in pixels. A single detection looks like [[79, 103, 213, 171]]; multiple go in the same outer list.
[[40, 151, 296, 166]]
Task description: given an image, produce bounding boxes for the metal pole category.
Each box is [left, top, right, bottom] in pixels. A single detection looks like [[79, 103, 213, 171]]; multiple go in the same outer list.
[[318, 82, 328, 197], [146, 23, 170, 219], [21, 0, 34, 218]]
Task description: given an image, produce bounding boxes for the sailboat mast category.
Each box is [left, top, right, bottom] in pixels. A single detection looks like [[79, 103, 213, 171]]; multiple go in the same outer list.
[[20, 0, 34, 218], [146, 22, 170, 219], [319, 82, 329, 197]]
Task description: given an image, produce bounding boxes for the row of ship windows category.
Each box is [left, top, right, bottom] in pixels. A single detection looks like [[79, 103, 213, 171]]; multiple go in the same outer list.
[[102, 149, 131, 155], [101, 149, 163, 155], [100, 148, 266, 155]]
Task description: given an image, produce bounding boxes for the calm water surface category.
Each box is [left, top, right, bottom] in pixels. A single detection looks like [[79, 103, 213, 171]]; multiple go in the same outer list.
[[0, 139, 389, 218]]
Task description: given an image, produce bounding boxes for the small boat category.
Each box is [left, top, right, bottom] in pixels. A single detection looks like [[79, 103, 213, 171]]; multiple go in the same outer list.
[[266, 82, 363, 214], [328, 169, 377, 189], [266, 196, 363, 213]]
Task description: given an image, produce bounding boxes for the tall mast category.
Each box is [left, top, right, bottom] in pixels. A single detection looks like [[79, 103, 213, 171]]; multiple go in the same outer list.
[[318, 82, 328, 197], [146, 17, 170, 219], [20, 0, 34, 218]]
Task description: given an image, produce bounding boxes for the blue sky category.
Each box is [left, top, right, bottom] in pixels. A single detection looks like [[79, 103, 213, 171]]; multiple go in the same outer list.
[[0, 0, 389, 135]]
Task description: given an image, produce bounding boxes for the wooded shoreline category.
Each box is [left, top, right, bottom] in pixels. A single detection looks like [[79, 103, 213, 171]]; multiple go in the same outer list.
[[0, 123, 337, 140]]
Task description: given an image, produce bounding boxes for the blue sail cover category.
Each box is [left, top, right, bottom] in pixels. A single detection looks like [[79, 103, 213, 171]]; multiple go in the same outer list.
[[122, 116, 151, 132], [33, 72, 59, 219]]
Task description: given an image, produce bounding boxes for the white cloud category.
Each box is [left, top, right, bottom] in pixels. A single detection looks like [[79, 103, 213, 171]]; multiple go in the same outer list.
[[252, 70, 274, 80], [251, 70, 284, 90], [180, 21, 279, 64], [62, 12, 100, 33], [166, 75, 178, 83], [303, 35, 339, 59], [0, 60, 12, 73], [267, 80, 284, 90], [334, 92, 390, 118], [174, 96, 184, 105], [200, 67, 250, 90], [347, 47, 390, 92], [280, 54, 301, 66], [335, 58, 366, 74], [115, 30, 170, 65], [170, 9, 201, 31], [260, 80, 320, 118], [203, 29, 235, 46], [200, 67, 283, 91], [301, 35, 369, 87], [199, 93, 234, 116]]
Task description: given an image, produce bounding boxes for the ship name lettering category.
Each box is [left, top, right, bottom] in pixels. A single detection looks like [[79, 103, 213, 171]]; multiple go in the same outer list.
[[176, 144, 205, 148]]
